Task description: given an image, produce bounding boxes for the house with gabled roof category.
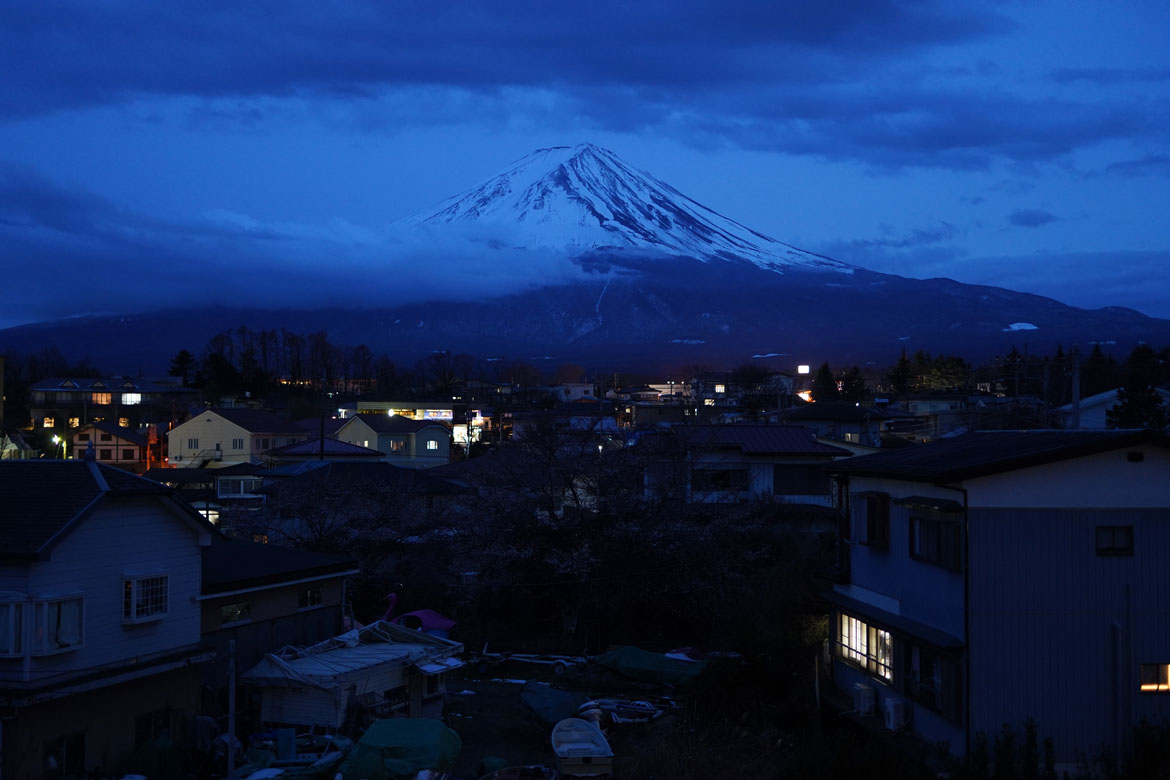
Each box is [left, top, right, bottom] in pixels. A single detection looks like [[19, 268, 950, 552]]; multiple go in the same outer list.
[[70, 421, 153, 472], [1058, 386, 1170, 430], [335, 414, 450, 469], [166, 408, 308, 466], [261, 437, 385, 466], [823, 429, 1170, 768], [0, 460, 215, 780]]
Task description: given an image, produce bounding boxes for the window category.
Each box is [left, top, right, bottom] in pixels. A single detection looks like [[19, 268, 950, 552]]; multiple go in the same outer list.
[[123, 575, 168, 623], [43, 416, 55, 428], [259, 437, 272, 450], [1140, 664, 1170, 692], [32, 597, 83, 654], [68, 417, 80, 428], [691, 467, 750, 493], [714, 383, 726, 394], [122, 448, 137, 460], [78, 433, 90, 441], [298, 587, 323, 610], [703, 398, 715, 406], [860, 493, 890, 549], [907, 642, 962, 721], [119, 417, 130, 428], [0, 599, 24, 656], [122, 393, 142, 405], [99, 449, 113, 460], [187, 438, 199, 450], [910, 514, 961, 571], [389, 440, 405, 451], [99, 433, 112, 441], [91, 392, 112, 405], [232, 438, 244, 450], [221, 602, 252, 625], [837, 613, 893, 681], [1096, 525, 1133, 556], [43, 732, 85, 780], [426, 439, 439, 451]]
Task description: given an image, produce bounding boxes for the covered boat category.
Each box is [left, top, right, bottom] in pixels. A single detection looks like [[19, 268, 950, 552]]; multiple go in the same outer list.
[[550, 718, 613, 778]]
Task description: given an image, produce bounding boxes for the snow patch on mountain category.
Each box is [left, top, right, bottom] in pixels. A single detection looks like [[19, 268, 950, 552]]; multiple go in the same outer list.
[[399, 144, 854, 275], [1003, 322, 1039, 331]]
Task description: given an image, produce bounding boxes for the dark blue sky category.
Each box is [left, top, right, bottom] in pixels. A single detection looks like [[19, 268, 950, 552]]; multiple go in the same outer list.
[[2, 1, 1168, 328]]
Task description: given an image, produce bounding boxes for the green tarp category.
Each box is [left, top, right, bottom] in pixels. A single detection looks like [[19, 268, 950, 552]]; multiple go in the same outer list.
[[333, 719, 461, 780], [593, 646, 706, 686]]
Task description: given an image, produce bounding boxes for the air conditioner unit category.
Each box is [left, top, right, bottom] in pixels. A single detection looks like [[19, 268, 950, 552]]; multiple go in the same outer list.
[[884, 697, 909, 730], [852, 683, 875, 715]]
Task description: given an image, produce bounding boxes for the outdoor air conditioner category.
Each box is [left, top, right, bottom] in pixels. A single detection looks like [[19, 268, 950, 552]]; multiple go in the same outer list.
[[884, 697, 910, 730], [852, 683, 875, 715]]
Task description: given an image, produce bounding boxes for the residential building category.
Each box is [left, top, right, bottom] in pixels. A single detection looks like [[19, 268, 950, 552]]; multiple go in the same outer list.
[[824, 430, 1170, 766], [336, 415, 450, 469], [262, 437, 386, 466], [70, 421, 156, 473], [28, 376, 197, 441], [0, 460, 214, 780], [166, 408, 308, 465], [1058, 387, 1170, 430], [785, 401, 889, 447], [199, 539, 357, 710], [551, 382, 597, 403], [642, 424, 850, 505]]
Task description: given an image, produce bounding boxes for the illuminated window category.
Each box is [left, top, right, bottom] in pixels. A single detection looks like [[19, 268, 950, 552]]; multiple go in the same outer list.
[[119, 417, 130, 428], [426, 440, 439, 451], [91, 392, 112, 405], [703, 398, 715, 406], [32, 597, 84, 654], [122, 393, 141, 405], [68, 417, 80, 428], [1141, 664, 1170, 692], [221, 602, 252, 625], [43, 416, 55, 428], [714, 384, 726, 394], [837, 613, 893, 681], [390, 440, 405, 451], [122, 575, 168, 623]]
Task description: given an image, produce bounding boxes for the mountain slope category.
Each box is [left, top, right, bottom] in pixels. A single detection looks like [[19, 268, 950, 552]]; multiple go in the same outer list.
[[398, 143, 852, 273]]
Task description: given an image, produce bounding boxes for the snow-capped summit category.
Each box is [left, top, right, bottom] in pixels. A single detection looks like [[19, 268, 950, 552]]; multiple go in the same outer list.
[[398, 143, 853, 273]]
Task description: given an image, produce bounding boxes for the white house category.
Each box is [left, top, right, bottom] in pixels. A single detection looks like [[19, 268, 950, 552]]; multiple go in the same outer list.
[[335, 415, 450, 469], [166, 408, 308, 465], [0, 460, 215, 780], [824, 429, 1170, 767]]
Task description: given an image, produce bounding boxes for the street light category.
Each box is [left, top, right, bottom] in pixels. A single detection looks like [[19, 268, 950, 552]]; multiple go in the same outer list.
[[51, 434, 64, 459]]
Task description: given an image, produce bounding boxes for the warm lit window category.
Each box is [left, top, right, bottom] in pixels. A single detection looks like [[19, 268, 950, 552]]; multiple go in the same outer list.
[[123, 575, 168, 623], [703, 398, 715, 406], [122, 393, 141, 405], [43, 416, 55, 428], [1096, 525, 1134, 556], [0, 599, 24, 657], [200, 509, 220, 524], [91, 392, 112, 405], [837, 613, 893, 681], [390, 440, 405, 451], [118, 417, 130, 428], [32, 597, 84, 654], [714, 384, 726, 394], [1141, 664, 1170, 692], [221, 602, 252, 625], [298, 587, 323, 610], [426, 440, 439, 451], [68, 417, 80, 428]]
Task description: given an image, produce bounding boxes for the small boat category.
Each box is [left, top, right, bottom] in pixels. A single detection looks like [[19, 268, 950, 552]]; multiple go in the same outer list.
[[578, 698, 667, 724], [551, 718, 614, 778]]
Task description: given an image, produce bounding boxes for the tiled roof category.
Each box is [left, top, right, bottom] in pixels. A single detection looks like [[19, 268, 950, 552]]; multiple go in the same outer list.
[[674, 425, 850, 456], [82, 420, 148, 446], [202, 408, 306, 435], [0, 461, 173, 559], [30, 376, 195, 394], [265, 438, 384, 457], [827, 429, 1167, 482], [345, 415, 448, 434], [202, 539, 356, 593]]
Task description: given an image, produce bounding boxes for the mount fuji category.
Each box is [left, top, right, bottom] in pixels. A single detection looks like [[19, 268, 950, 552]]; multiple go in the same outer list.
[[399, 143, 852, 274], [3, 144, 1170, 372]]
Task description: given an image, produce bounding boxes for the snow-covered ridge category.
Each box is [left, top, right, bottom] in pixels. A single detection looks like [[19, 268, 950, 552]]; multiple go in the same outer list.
[[398, 143, 854, 274]]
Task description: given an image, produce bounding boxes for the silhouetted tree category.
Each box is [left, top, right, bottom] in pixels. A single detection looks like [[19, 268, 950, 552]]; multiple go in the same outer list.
[[1106, 379, 1169, 430], [811, 362, 839, 401], [887, 350, 912, 397]]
